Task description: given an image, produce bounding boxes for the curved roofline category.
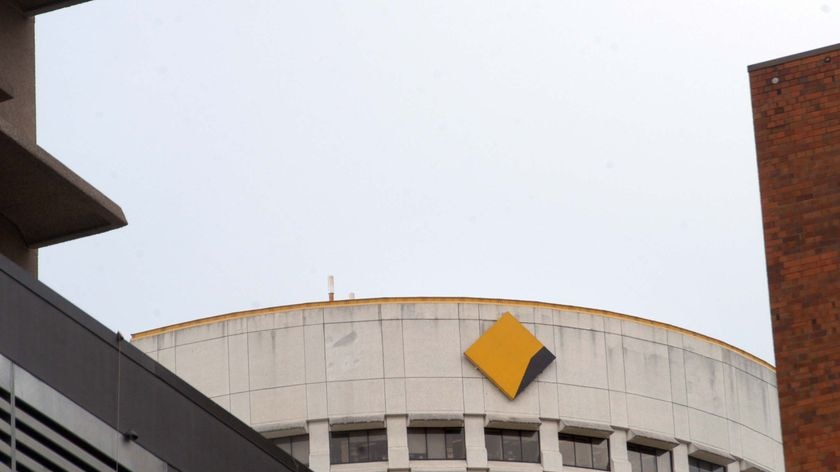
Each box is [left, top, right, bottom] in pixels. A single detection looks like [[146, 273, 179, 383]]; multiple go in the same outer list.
[[131, 296, 774, 371]]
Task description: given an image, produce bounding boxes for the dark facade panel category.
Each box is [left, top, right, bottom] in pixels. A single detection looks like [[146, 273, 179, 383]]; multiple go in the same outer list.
[[0, 254, 308, 472]]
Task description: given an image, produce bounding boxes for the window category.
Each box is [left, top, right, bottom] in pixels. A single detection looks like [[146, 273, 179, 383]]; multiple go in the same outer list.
[[485, 429, 540, 463], [689, 457, 724, 472], [408, 428, 466, 460], [559, 433, 610, 470], [330, 429, 388, 464], [274, 434, 309, 465], [627, 444, 671, 472]]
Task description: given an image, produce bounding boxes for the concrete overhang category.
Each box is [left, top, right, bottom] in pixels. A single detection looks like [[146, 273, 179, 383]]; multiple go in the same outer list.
[[329, 415, 386, 431], [485, 415, 541, 431], [740, 460, 770, 472], [558, 419, 613, 439], [408, 413, 464, 428], [688, 443, 736, 465], [256, 422, 308, 438], [9, 0, 92, 16], [626, 429, 679, 451], [0, 118, 126, 248], [0, 75, 12, 104]]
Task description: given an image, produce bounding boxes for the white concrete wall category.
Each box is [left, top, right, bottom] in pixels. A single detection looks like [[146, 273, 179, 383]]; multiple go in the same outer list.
[[133, 301, 784, 472]]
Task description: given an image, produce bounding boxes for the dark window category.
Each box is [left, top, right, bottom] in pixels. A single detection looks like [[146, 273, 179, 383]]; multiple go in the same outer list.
[[627, 444, 671, 472], [689, 457, 724, 472], [408, 428, 466, 460], [559, 433, 610, 470], [330, 429, 388, 464], [274, 434, 310, 465], [484, 429, 540, 463]]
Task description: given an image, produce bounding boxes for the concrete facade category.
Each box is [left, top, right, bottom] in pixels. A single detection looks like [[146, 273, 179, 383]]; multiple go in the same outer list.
[[749, 44, 840, 471], [0, 0, 38, 273], [0, 0, 126, 277], [132, 298, 784, 472]]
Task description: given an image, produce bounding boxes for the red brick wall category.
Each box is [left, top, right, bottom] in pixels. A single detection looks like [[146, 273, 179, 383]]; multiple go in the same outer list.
[[750, 48, 840, 472]]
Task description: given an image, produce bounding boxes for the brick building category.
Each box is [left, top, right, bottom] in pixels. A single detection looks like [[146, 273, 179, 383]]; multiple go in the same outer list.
[[749, 44, 840, 471]]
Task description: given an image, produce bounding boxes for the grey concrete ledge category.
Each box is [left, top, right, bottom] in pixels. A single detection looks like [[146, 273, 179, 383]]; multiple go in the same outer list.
[[558, 419, 613, 438], [11, 0, 92, 15], [627, 429, 679, 450], [329, 416, 386, 431], [485, 415, 541, 430], [408, 413, 464, 427], [688, 443, 736, 465], [0, 116, 126, 247], [256, 422, 308, 437]]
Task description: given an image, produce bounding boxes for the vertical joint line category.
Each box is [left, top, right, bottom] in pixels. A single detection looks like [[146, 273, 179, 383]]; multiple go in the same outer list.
[[116, 338, 123, 472], [9, 365, 16, 471]]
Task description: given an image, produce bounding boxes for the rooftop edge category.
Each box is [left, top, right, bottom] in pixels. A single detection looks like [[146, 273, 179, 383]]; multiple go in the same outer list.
[[131, 296, 775, 371], [748, 42, 840, 72]]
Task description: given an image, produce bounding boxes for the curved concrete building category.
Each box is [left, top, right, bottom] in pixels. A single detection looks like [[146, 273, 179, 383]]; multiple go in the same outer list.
[[131, 298, 783, 472]]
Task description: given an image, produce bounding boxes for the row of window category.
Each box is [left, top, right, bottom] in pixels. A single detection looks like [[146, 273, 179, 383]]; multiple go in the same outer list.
[[559, 433, 610, 469], [329, 429, 388, 464], [690, 457, 725, 472], [485, 428, 540, 463], [274, 434, 310, 465], [277, 429, 728, 472], [408, 427, 466, 460], [627, 444, 671, 472]]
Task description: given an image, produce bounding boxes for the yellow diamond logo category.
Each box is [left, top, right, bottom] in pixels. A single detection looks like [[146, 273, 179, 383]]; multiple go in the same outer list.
[[464, 312, 555, 400]]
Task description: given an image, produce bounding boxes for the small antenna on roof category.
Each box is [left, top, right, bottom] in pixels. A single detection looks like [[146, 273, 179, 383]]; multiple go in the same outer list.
[[328, 275, 335, 302]]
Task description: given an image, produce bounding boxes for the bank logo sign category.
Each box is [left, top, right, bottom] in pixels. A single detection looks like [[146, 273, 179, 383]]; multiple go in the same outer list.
[[464, 312, 555, 400]]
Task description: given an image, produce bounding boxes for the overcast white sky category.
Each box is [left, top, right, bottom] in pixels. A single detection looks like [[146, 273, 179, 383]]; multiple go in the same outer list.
[[33, 0, 840, 363]]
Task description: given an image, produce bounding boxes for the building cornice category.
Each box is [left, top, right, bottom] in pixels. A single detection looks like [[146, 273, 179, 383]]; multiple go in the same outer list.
[[131, 296, 774, 371]]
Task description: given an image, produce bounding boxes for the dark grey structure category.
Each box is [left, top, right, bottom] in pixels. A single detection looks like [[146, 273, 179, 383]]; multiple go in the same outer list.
[[0, 255, 307, 471], [0, 0, 126, 276], [1, 1, 310, 470]]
